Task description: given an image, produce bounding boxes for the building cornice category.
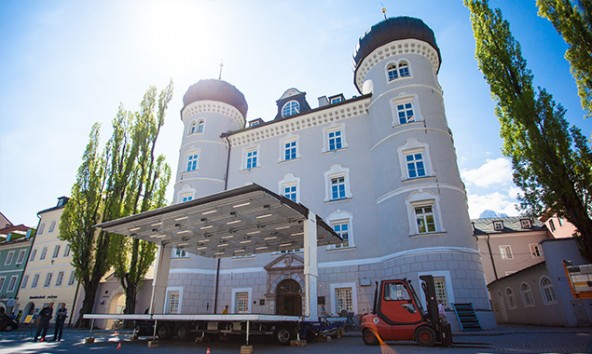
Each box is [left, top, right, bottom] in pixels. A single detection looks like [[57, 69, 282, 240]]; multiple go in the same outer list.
[[226, 98, 370, 147], [355, 38, 440, 92], [181, 100, 245, 129]]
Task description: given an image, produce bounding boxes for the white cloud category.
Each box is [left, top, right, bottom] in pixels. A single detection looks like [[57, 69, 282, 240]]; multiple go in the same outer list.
[[461, 157, 513, 188], [467, 191, 520, 219]]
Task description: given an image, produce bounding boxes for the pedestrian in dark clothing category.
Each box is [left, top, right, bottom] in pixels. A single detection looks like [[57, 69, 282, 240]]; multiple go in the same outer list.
[[34, 302, 53, 342], [53, 304, 67, 341]]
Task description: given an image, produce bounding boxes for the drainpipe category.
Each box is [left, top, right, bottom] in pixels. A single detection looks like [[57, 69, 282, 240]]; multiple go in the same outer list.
[[486, 234, 499, 281], [213, 134, 232, 314]]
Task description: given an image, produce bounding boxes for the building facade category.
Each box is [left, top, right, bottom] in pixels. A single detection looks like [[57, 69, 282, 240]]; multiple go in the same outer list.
[[15, 197, 83, 326], [0, 224, 35, 314], [164, 16, 495, 329]]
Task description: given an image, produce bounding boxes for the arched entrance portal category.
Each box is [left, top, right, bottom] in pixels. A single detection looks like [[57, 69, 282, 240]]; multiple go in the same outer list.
[[275, 279, 302, 316], [106, 293, 126, 329]]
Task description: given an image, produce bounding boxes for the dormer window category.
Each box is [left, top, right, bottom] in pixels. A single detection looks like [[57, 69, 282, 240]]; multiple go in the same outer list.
[[520, 219, 532, 229], [281, 100, 300, 118], [493, 221, 504, 231]]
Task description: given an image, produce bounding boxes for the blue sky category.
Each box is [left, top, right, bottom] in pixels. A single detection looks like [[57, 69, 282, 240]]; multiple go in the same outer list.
[[0, 0, 590, 228]]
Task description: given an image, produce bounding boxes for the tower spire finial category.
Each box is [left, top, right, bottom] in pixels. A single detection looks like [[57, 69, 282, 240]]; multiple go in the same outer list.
[[381, 3, 387, 20], [218, 60, 224, 80]]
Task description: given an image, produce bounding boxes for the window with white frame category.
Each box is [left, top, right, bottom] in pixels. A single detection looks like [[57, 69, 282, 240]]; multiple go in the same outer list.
[[279, 174, 300, 203], [52, 245, 61, 258], [324, 165, 351, 202], [558, 217, 564, 226], [244, 148, 258, 169], [7, 275, 18, 292], [335, 287, 353, 314], [64, 245, 71, 257], [55, 271, 64, 286], [398, 139, 431, 180], [5, 250, 14, 265], [282, 184, 298, 202], [48, 220, 56, 233], [16, 249, 26, 264], [520, 219, 532, 229], [0, 277, 5, 292], [415, 205, 436, 234], [332, 221, 350, 248], [281, 100, 300, 118], [38, 223, 45, 235], [433, 277, 448, 307], [540, 277, 557, 304], [68, 271, 76, 286], [180, 193, 193, 203], [30, 249, 37, 262], [548, 219, 556, 231], [386, 60, 411, 82], [505, 287, 517, 309], [166, 289, 181, 313], [197, 120, 205, 133], [398, 61, 410, 77], [283, 140, 297, 161], [387, 63, 398, 81], [405, 152, 426, 178], [327, 210, 354, 249], [499, 245, 513, 260], [520, 283, 535, 307], [186, 153, 199, 172], [331, 176, 347, 200], [396, 102, 415, 124], [529, 243, 543, 258], [21, 275, 29, 289], [189, 119, 205, 135], [172, 247, 187, 258], [189, 121, 197, 135], [232, 288, 251, 314], [493, 221, 504, 231], [40, 247, 47, 260], [44, 273, 53, 287], [328, 130, 343, 151], [31, 274, 40, 288]]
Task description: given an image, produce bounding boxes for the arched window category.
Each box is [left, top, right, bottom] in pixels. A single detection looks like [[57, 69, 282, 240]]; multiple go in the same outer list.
[[505, 287, 517, 309], [189, 121, 197, 135], [398, 61, 410, 77], [520, 283, 535, 307], [540, 277, 557, 304], [281, 100, 300, 118], [197, 120, 205, 133], [387, 63, 398, 81]]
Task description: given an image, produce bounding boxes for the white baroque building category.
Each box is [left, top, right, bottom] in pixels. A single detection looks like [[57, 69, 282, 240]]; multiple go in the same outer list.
[[167, 16, 495, 329]]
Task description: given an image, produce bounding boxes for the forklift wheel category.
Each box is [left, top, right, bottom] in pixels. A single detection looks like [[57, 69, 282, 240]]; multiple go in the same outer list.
[[415, 326, 436, 347], [362, 329, 378, 346]]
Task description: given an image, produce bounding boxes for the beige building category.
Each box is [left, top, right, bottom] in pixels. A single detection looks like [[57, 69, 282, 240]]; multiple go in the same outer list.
[[473, 217, 550, 285], [16, 197, 83, 326]]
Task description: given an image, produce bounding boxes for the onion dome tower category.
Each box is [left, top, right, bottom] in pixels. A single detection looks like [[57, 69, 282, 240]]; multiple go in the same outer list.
[[354, 17, 492, 320], [173, 79, 248, 203]]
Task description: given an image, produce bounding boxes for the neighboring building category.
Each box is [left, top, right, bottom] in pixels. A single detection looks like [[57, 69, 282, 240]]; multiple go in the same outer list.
[[161, 16, 495, 330], [0, 224, 35, 314], [15, 197, 84, 326], [0, 212, 12, 230], [539, 213, 578, 239], [473, 217, 549, 284], [488, 238, 592, 326]]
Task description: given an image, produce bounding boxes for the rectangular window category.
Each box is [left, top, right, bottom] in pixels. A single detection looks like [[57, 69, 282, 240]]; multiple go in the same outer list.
[[32, 274, 40, 288], [30, 249, 37, 262], [48, 220, 56, 233], [21, 275, 29, 289], [56, 271, 64, 286], [68, 271, 76, 286], [331, 177, 346, 200], [64, 245, 71, 257], [44, 273, 53, 287], [529, 244, 543, 258], [333, 222, 350, 248], [493, 221, 504, 231], [5, 250, 15, 265], [558, 217, 564, 226], [181, 195, 193, 203], [40, 247, 47, 260], [335, 287, 353, 313], [284, 141, 297, 161], [397, 102, 415, 124], [234, 291, 249, 313], [0, 277, 5, 292], [7, 275, 18, 292], [406, 153, 426, 178], [549, 219, 556, 231], [415, 206, 436, 233], [167, 291, 180, 313], [434, 277, 448, 307], [499, 245, 513, 260], [246, 150, 258, 169], [520, 219, 532, 229], [38, 223, 45, 235], [172, 248, 187, 258], [283, 185, 297, 202], [16, 249, 26, 264], [328, 130, 343, 151], [52, 245, 61, 258], [186, 154, 198, 172]]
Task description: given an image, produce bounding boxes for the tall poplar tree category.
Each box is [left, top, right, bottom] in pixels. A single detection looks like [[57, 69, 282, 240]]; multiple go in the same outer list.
[[465, 0, 592, 260], [537, 0, 592, 117], [60, 82, 173, 326]]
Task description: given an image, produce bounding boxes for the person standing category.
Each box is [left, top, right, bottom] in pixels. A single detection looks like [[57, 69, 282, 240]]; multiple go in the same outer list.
[[34, 302, 53, 342], [53, 304, 67, 341]]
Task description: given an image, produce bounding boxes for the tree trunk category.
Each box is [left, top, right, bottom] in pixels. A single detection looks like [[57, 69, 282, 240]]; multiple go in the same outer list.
[[76, 281, 99, 328]]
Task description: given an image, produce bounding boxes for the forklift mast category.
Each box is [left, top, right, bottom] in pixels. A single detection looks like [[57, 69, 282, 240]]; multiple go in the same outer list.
[[419, 275, 439, 325]]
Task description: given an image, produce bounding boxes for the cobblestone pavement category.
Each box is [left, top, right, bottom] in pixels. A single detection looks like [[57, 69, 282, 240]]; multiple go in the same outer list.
[[0, 325, 590, 354]]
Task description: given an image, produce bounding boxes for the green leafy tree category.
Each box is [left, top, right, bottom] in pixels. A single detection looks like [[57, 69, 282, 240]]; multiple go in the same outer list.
[[59, 124, 109, 327], [465, 0, 592, 260], [60, 82, 173, 326], [537, 0, 592, 117]]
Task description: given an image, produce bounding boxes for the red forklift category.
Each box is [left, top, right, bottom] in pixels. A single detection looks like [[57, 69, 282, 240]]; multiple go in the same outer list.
[[361, 275, 452, 346]]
